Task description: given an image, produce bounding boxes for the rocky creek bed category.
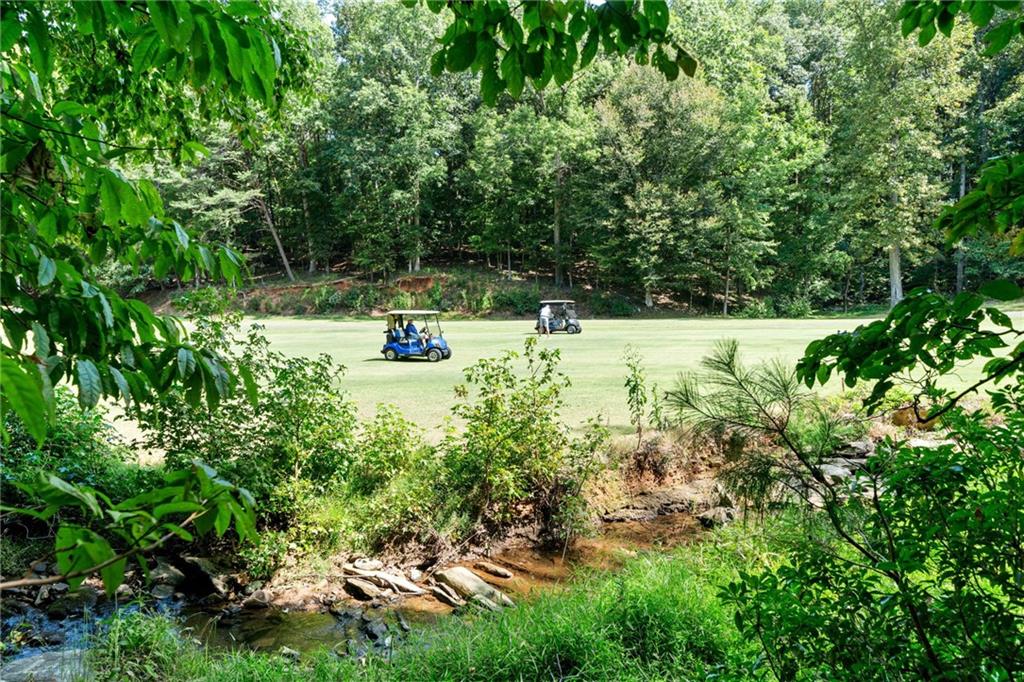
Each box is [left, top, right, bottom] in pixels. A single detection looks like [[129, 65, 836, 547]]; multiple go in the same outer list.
[[0, 479, 731, 682]]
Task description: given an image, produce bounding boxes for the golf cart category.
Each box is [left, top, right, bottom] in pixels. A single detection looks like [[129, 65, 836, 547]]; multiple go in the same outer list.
[[381, 310, 451, 362], [537, 300, 582, 334]]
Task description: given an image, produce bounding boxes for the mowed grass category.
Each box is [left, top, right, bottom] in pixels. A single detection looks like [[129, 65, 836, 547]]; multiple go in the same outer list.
[[246, 315, 891, 434]]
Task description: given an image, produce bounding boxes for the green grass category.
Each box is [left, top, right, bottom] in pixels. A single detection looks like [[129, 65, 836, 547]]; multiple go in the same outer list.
[[249, 313, 1020, 434]]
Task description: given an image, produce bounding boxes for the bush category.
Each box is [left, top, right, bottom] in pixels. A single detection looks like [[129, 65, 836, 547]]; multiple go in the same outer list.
[[492, 287, 537, 315], [136, 305, 357, 530], [591, 292, 636, 317], [349, 405, 428, 496], [239, 530, 290, 581], [388, 290, 414, 311], [737, 297, 776, 318], [442, 338, 606, 539], [1, 388, 159, 509], [776, 296, 813, 318]]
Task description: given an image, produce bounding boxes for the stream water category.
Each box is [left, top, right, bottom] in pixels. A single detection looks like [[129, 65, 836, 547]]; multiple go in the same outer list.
[[1, 512, 703, 678]]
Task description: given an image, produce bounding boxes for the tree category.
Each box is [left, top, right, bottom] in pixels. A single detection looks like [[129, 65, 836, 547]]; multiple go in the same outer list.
[[407, 0, 696, 104], [0, 0, 317, 592]]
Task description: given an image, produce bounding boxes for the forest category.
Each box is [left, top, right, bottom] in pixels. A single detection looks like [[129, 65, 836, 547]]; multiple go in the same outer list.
[[1, 0, 1023, 681], [143, 0, 1024, 314]]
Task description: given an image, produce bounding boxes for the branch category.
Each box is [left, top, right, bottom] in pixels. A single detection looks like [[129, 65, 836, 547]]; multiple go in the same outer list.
[[0, 510, 201, 592], [3, 111, 178, 153]]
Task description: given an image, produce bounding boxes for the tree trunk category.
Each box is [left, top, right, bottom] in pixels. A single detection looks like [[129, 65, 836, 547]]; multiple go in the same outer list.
[[955, 160, 966, 293], [843, 268, 852, 313], [723, 223, 732, 316], [723, 271, 731, 316], [644, 288, 653, 308], [888, 243, 903, 308], [553, 153, 565, 288], [413, 182, 422, 272], [256, 197, 295, 282], [303, 196, 317, 274]]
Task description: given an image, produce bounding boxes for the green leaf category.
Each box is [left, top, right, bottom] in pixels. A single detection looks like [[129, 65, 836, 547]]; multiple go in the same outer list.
[[643, 0, 670, 31], [430, 49, 446, 77], [917, 21, 937, 46], [75, 358, 102, 408], [979, 279, 1023, 301], [238, 364, 259, 405], [580, 30, 599, 68], [174, 223, 191, 250], [446, 32, 477, 72], [37, 255, 56, 286], [177, 348, 197, 379], [983, 21, 1016, 54], [1, 356, 48, 443], [970, 1, 995, 26], [31, 322, 50, 359], [154, 501, 205, 518], [480, 67, 504, 105]]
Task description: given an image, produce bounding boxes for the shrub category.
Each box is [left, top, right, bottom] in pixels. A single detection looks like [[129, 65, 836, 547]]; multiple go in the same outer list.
[[776, 296, 813, 318], [442, 338, 606, 539], [1, 388, 159, 509], [591, 292, 636, 317], [674, 342, 1024, 679], [492, 287, 537, 315], [349, 405, 428, 496], [136, 307, 357, 530], [388, 290, 414, 311], [737, 297, 776, 318], [239, 530, 290, 581]]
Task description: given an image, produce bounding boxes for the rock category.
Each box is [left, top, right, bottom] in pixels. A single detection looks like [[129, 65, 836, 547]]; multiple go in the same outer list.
[[329, 601, 361, 620], [46, 587, 99, 618], [151, 584, 175, 600], [34, 584, 52, 605], [345, 566, 425, 595], [242, 589, 272, 609], [0, 648, 87, 682], [244, 580, 264, 596], [151, 558, 185, 587], [396, 612, 411, 632], [1, 597, 29, 616], [908, 438, 955, 449], [816, 463, 852, 481], [601, 508, 657, 523], [32, 561, 49, 574], [344, 578, 383, 601], [430, 584, 465, 607], [352, 558, 384, 572], [697, 506, 736, 529], [278, 646, 301, 661], [115, 584, 134, 600], [434, 566, 514, 608], [469, 594, 501, 612], [363, 619, 388, 641], [474, 561, 513, 579], [408, 568, 423, 582], [183, 556, 229, 597]]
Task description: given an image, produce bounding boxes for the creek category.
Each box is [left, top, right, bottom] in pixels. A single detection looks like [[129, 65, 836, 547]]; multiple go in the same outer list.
[[1, 512, 703, 680]]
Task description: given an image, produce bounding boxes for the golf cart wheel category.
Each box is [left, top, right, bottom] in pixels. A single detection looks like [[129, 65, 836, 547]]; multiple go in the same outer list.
[[427, 349, 442, 363], [566, 324, 580, 334], [384, 349, 398, 361], [442, 349, 452, 359]]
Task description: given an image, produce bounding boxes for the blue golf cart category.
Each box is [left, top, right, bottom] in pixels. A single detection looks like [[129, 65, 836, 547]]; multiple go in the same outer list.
[[380, 310, 452, 362]]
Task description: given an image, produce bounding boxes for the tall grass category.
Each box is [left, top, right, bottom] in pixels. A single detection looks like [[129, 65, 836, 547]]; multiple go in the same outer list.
[[83, 523, 775, 681]]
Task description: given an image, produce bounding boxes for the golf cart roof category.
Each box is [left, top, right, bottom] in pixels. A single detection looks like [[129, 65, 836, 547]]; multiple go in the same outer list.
[[540, 300, 575, 305], [383, 310, 440, 316]]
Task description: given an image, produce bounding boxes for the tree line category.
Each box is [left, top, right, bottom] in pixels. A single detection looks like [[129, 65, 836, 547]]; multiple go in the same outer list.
[[150, 0, 1022, 314]]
